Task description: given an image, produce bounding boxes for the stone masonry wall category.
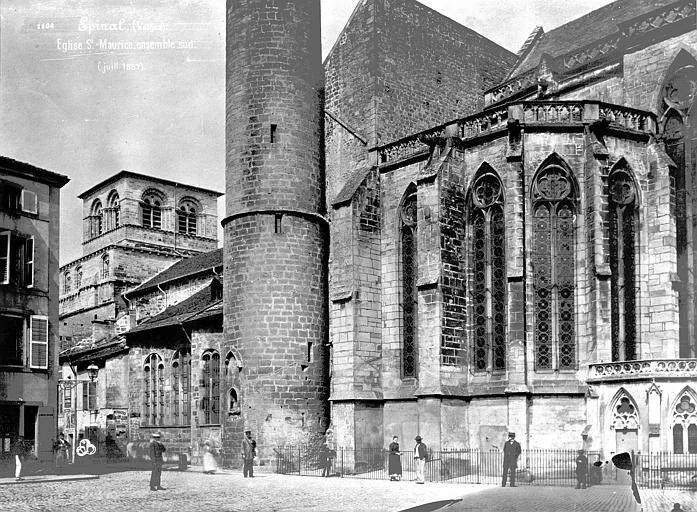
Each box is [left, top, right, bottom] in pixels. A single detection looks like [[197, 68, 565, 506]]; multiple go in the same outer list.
[[224, 0, 329, 459], [324, 0, 516, 208]]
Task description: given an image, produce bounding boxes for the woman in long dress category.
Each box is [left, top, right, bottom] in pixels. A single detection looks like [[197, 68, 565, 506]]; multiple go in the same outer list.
[[202, 440, 218, 474], [388, 435, 402, 481]]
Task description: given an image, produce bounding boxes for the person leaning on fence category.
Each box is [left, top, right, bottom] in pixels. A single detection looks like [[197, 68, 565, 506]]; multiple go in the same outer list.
[[388, 435, 402, 481], [501, 432, 521, 487], [414, 435, 427, 484], [149, 432, 167, 491], [575, 449, 588, 489]]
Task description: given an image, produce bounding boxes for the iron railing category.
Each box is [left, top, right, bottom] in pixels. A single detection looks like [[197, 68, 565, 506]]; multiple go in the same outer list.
[[274, 447, 697, 490]]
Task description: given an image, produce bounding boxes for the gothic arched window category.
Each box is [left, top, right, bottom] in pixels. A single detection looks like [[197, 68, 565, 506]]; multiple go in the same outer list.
[[611, 394, 639, 430], [609, 164, 638, 361], [672, 391, 697, 454], [63, 271, 71, 294], [102, 253, 110, 279], [469, 169, 506, 372], [201, 350, 220, 424], [143, 353, 164, 426], [659, 53, 697, 359], [91, 200, 103, 238], [141, 191, 163, 229], [400, 186, 418, 378], [171, 349, 191, 426], [75, 266, 82, 290], [177, 199, 198, 236], [107, 190, 120, 230], [532, 161, 577, 370]]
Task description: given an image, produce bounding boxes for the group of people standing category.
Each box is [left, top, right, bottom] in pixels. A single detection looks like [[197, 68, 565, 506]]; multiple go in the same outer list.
[[147, 430, 257, 490], [386, 435, 429, 484]]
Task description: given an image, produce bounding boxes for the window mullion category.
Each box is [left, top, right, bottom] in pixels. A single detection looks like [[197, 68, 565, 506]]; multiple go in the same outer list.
[[485, 210, 493, 371], [551, 205, 559, 371], [616, 205, 626, 361]]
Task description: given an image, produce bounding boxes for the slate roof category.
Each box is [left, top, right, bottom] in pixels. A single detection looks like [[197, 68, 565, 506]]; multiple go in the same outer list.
[[127, 248, 223, 295], [126, 278, 222, 334], [332, 166, 373, 207], [59, 335, 127, 364], [508, 0, 678, 78]]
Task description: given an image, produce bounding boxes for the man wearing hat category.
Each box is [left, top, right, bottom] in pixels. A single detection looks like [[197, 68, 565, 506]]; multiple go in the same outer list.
[[149, 432, 166, 491], [241, 430, 256, 477], [575, 449, 588, 489], [413, 435, 428, 484], [502, 432, 521, 487]]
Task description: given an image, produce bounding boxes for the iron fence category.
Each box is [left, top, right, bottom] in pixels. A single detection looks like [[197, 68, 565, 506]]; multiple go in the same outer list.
[[273, 447, 697, 490]]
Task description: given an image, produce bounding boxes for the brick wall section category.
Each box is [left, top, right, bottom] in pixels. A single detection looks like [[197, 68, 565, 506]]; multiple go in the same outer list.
[[438, 148, 466, 368], [224, 0, 329, 458]]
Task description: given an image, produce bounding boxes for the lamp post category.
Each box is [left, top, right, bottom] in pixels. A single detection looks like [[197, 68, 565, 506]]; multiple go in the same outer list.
[[58, 363, 99, 463]]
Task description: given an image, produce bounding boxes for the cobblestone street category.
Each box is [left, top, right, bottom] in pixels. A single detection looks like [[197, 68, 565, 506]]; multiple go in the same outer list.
[[1, 468, 696, 512]]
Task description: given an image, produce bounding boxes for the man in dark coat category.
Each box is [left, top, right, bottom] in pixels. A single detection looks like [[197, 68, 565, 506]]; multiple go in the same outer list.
[[149, 432, 166, 491], [502, 432, 521, 487], [575, 449, 589, 489], [242, 430, 256, 478], [414, 435, 428, 484]]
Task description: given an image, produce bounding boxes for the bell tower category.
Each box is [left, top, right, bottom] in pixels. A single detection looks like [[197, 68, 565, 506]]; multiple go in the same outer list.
[[223, 0, 329, 459]]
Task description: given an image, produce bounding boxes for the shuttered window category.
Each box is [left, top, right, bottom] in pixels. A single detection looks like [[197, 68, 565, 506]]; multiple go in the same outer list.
[[29, 315, 48, 369], [24, 237, 34, 288], [0, 231, 9, 285]]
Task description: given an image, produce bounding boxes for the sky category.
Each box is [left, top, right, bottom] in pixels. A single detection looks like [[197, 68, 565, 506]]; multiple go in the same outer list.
[[0, 0, 615, 263]]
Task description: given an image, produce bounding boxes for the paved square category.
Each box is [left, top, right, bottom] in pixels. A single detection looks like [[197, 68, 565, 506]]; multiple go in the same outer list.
[[0, 469, 695, 512]]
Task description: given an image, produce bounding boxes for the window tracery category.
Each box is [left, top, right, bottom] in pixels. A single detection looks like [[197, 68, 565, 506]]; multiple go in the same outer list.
[[661, 53, 697, 359], [201, 350, 220, 424], [401, 187, 417, 379], [609, 165, 638, 362], [532, 163, 577, 370], [171, 349, 191, 426], [469, 170, 506, 372], [673, 391, 697, 454], [611, 395, 639, 430], [144, 353, 164, 426]]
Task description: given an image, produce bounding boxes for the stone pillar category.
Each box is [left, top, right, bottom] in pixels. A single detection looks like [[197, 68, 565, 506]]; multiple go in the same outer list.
[[223, 0, 329, 463]]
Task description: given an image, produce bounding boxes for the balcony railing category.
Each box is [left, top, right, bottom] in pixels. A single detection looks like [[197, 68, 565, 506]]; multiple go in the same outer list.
[[588, 359, 697, 381], [375, 101, 656, 165]]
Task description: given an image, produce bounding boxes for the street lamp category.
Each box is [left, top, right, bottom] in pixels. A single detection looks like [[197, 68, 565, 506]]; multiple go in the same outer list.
[[58, 363, 99, 463]]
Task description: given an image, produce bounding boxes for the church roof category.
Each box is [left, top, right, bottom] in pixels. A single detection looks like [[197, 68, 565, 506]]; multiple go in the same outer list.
[[59, 335, 127, 364], [78, 169, 223, 199], [126, 278, 222, 334], [508, 0, 678, 79], [126, 247, 223, 295]]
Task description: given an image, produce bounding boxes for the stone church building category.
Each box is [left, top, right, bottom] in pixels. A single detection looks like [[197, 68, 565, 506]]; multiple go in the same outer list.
[[321, 0, 697, 457], [56, 0, 697, 468]]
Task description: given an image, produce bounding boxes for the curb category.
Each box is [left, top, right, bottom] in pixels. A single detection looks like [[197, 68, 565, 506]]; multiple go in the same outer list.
[[0, 474, 100, 486]]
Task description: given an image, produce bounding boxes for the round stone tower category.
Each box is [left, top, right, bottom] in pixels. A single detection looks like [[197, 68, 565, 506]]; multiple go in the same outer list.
[[223, 0, 329, 460]]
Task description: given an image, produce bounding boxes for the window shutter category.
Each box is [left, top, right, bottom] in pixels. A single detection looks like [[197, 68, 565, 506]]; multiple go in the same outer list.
[[83, 382, 88, 411], [24, 237, 34, 288], [29, 315, 48, 369], [21, 189, 37, 214], [0, 231, 9, 284]]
